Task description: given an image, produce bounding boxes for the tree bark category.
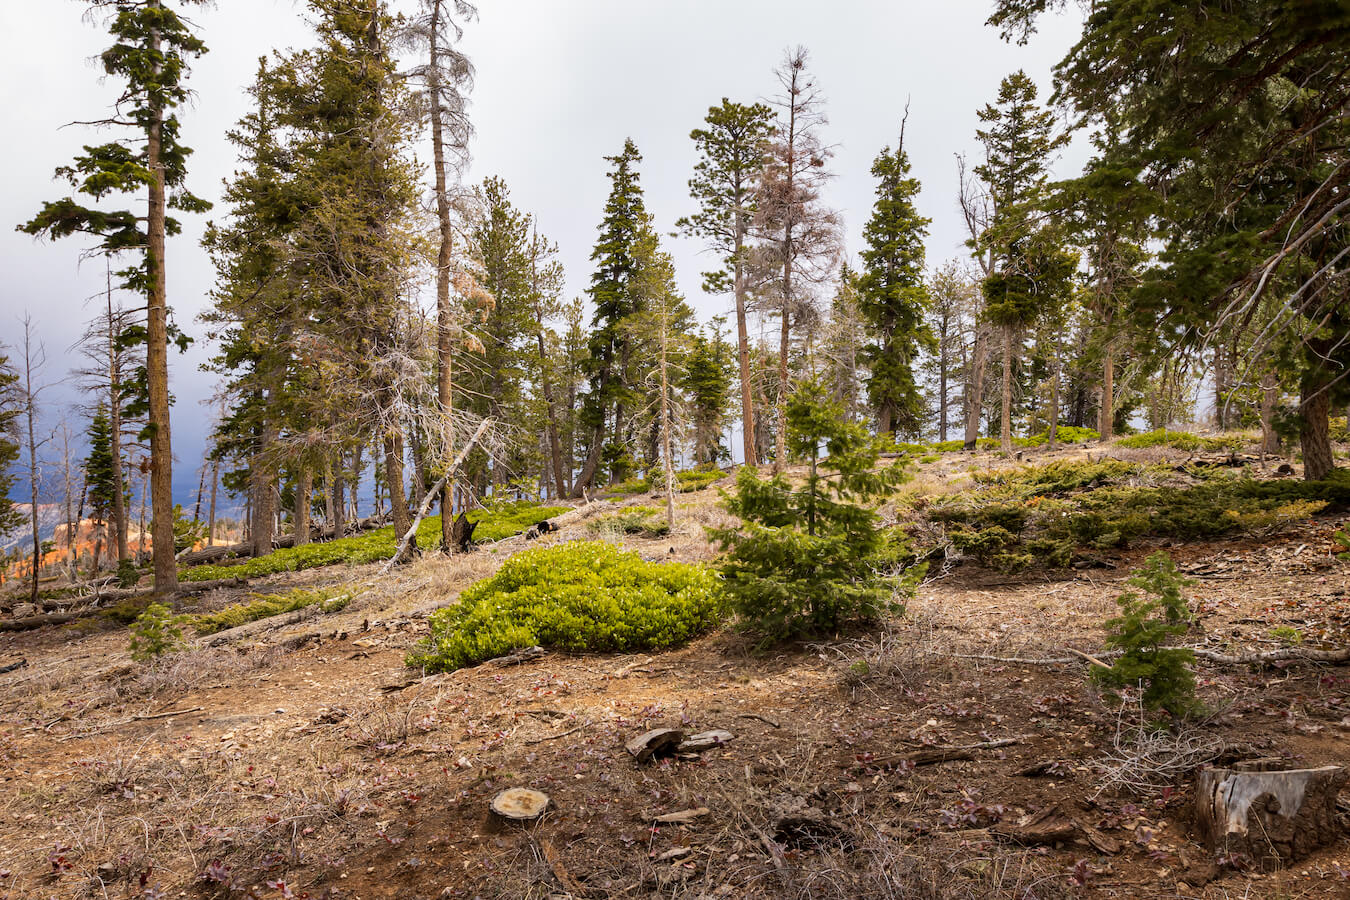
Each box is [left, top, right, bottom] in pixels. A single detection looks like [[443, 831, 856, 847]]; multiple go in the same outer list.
[[106, 264, 130, 567], [384, 431, 412, 552], [145, 1, 177, 593], [1098, 340, 1115, 441], [1299, 347, 1334, 480], [964, 324, 987, 451], [294, 466, 312, 546], [1000, 323, 1014, 453], [250, 423, 276, 559], [1259, 368, 1279, 458], [734, 218, 756, 466]]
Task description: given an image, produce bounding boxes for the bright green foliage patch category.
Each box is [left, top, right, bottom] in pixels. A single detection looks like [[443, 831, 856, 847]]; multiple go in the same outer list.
[[408, 542, 725, 672], [1115, 429, 1246, 452], [129, 603, 192, 663], [193, 587, 352, 635], [589, 505, 670, 537], [1090, 553, 1199, 719], [604, 467, 726, 497], [180, 502, 565, 582], [895, 427, 1099, 456]]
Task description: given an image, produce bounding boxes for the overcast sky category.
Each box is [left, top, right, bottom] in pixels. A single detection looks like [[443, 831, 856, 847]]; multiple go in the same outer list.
[[0, 0, 1087, 504]]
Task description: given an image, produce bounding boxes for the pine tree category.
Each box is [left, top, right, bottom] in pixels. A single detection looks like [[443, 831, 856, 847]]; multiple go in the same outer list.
[[685, 321, 734, 466], [711, 378, 923, 643], [857, 126, 933, 438], [21, 0, 212, 593], [820, 266, 867, 422], [756, 47, 842, 472], [574, 139, 649, 495], [991, 0, 1350, 478], [924, 261, 981, 443], [974, 71, 1071, 452], [678, 99, 775, 466], [85, 405, 118, 569]]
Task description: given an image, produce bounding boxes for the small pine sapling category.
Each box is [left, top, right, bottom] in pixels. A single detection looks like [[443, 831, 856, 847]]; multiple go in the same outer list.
[[128, 602, 192, 663], [1091, 552, 1199, 719], [710, 378, 925, 643]]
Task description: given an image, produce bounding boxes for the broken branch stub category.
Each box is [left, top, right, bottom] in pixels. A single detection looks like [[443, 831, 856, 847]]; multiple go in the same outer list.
[[1195, 765, 1347, 868]]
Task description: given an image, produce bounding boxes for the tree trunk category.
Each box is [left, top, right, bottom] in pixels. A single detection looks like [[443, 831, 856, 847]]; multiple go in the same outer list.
[[1098, 340, 1114, 441], [776, 248, 792, 474], [294, 466, 312, 547], [1048, 354, 1061, 450], [105, 263, 130, 567], [145, 3, 177, 593], [206, 454, 218, 547], [1259, 368, 1279, 458], [733, 224, 756, 467], [23, 336, 39, 605], [659, 304, 676, 529], [938, 324, 949, 443], [964, 324, 987, 451], [571, 424, 604, 498], [385, 431, 412, 552], [250, 422, 276, 558], [1299, 349, 1335, 481], [1000, 323, 1014, 453], [1195, 765, 1347, 870], [332, 457, 346, 541]]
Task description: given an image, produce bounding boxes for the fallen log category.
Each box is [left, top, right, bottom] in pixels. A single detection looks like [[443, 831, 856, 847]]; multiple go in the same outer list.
[[1195, 765, 1348, 868], [957, 645, 1350, 667], [195, 592, 355, 647]]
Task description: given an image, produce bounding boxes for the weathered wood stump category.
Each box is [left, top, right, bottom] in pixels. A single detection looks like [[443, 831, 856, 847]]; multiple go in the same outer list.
[[1195, 764, 1347, 868], [625, 728, 683, 763], [488, 788, 550, 828], [449, 513, 477, 552]]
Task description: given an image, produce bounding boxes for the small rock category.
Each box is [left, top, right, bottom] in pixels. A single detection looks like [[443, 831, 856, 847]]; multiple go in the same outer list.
[[11, 603, 36, 619]]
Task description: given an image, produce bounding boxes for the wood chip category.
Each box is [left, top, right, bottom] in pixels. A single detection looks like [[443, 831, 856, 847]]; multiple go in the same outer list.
[[651, 807, 709, 825]]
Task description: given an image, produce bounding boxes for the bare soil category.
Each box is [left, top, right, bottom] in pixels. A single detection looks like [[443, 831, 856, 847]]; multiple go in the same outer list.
[[1, 452, 1348, 900]]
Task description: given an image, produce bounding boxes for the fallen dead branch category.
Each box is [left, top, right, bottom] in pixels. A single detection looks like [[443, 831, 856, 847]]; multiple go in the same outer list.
[[958, 645, 1350, 668]]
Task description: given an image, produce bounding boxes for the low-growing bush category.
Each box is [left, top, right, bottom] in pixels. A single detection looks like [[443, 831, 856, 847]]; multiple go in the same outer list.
[[602, 467, 727, 497], [1115, 429, 1246, 452], [180, 501, 565, 582], [408, 542, 725, 672], [193, 587, 352, 635], [129, 603, 192, 662], [588, 505, 670, 537]]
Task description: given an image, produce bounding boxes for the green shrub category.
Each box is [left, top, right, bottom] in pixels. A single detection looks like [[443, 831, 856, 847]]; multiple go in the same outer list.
[[712, 379, 925, 643], [1090, 553, 1198, 719], [180, 502, 565, 582], [1116, 429, 1245, 452], [193, 587, 352, 635], [128, 602, 192, 663], [589, 505, 670, 537], [408, 542, 724, 672], [603, 467, 726, 497]]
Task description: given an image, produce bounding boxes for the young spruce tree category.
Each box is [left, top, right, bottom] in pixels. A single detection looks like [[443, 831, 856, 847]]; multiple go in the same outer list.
[[712, 378, 924, 643]]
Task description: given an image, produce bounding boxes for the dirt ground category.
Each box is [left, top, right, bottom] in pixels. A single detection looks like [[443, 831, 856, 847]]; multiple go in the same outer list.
[[1, 453, 1348, 900]]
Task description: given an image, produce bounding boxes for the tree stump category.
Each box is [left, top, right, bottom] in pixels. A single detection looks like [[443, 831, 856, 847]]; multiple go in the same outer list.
[[449, 513, 477, 552], [1195, 764, 1347, 868], [488, 788, 550, 829], [625, 728, 683, 763]]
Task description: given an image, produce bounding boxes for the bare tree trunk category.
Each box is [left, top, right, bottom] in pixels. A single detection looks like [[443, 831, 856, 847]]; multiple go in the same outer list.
[[1048, 355, 1061, 450], [659, 301, 676, 529], [21, 321, 42, 604], [1098, 340, 1115, 441], [1300, 344, 1335, 481], [332, 456, 346, 540], [206, 454, 218, 548], [385, 431, 412, 552], [964, 325, 987, 451], [250, 422, 276, 558], [733, 225, 756, 466], [60, 423, 78, 582], [145, 2, 177, 593], [572, 425, 604, 498], [138, 465, 148, 563], [294, 466, 312, 546], [1000, 323, 1014, 453], [1259, 368, 1279, 459], [537, 329, 567, 498], [938, 322, 949, 443]]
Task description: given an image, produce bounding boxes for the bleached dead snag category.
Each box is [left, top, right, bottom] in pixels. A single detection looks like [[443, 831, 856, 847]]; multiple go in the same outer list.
[[1195, 764, 1347, 868], [488, 788, 550, 828]]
